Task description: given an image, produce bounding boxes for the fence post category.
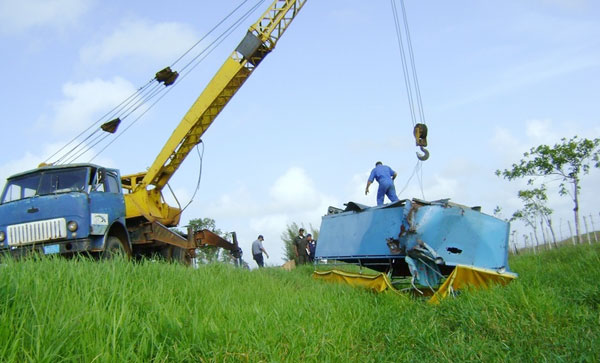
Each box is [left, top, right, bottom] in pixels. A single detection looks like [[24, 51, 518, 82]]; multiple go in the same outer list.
[[583, 216, 592, 245], [510, 230, 518, 254], [568, 220, 576, 245], [559, 219, 564, 241], [590, 214, 598, 243], [539, 220, 548, 249], [547, 219, 557, 248]]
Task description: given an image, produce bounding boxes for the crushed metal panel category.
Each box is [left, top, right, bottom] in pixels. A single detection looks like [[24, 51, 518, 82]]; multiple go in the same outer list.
[[413, 200, 511, 270], [315, 198, 514, 278]]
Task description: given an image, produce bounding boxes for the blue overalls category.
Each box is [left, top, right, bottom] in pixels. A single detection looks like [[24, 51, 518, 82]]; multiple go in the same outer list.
[[368, 165, 399, 206]]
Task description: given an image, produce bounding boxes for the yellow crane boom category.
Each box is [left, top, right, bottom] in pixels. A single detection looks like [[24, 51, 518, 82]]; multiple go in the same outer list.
[[122, 0, 306, 226]]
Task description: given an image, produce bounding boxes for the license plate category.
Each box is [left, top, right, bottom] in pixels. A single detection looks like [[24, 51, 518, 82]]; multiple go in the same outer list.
[[43, 244, 60, 254]]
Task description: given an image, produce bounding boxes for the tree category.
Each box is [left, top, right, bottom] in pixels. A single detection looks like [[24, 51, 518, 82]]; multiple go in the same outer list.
[[492, 206, 504, 220], [281, 222, 319, 262], [496, 136, 600, 244], [510, 186, 556, 248]]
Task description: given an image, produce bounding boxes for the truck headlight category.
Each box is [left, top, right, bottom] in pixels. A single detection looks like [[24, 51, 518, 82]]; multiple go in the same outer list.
[[67, 221, 78, 232], [0, 231, 5, 242]]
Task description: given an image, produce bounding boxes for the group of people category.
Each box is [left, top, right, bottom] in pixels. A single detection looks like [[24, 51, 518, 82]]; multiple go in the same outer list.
[[292, 227, 317, 265], [251, 161, 399, 268], [251, 227, 317, 268]]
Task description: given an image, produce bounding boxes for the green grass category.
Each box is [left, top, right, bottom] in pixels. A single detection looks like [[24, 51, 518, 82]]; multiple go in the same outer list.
[[1, 244, 599, 362]]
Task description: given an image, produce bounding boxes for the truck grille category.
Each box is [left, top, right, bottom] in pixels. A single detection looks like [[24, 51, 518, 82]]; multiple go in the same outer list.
[[7, 218, 67, 246]]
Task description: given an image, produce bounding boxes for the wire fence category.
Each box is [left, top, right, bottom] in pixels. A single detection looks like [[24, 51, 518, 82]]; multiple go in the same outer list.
[[510, 212, 600, 255]]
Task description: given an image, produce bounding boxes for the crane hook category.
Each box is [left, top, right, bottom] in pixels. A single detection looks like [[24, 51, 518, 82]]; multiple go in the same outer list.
[[416, 146, 429, 161], [413, 123, 429, 161]]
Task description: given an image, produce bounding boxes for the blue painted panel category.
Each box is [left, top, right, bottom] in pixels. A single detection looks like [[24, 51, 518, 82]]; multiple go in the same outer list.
[[316, 204, 406, 258], [89, 191, 125, 235], [316, 199, 513, 273], [414, 203, 510, 270], [0, 193, 91, 235]]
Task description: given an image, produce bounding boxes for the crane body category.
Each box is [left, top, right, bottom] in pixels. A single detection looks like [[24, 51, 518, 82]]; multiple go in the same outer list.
[[0, 0, 306, 263]]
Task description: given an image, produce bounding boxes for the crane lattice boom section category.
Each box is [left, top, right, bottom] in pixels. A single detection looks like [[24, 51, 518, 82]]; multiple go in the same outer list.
[[141, 0, 306, 192], [123, 0, 306, 225]]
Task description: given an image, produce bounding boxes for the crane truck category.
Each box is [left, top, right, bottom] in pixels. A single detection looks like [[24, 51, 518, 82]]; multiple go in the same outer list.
[[0, 0, 306, 263]]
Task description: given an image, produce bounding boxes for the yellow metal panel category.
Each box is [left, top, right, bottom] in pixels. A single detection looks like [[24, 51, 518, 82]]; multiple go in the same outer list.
[[141, 57, 249, 190], [313, 265, 516, 304], [429, 265, 516, 304], [313, 269, 401, 294], [124, 189, 181, 226]]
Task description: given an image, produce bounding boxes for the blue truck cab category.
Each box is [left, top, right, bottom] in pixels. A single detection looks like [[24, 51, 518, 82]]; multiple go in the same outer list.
[[0, 163, 131, 257]]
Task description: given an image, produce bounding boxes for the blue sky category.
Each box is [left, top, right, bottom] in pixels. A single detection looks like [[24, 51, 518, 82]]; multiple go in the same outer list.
[[1, 0, 599, 267]]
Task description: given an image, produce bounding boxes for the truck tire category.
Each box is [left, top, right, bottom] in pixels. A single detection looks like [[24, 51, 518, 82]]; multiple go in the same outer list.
[[160, 245, 192, 265], [101, 236, 128, 260]]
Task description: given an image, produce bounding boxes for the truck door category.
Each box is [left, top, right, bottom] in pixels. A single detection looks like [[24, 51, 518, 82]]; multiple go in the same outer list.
[[88, 168, 126, 237]]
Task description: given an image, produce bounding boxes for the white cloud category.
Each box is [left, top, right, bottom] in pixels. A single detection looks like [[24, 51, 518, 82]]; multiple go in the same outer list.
[[492, 119, 591, 167], [204, 167, 336, 222], [440, 158, 482, 179], [80, 19, 198, 66], [423, 175, 460, 201], [525, 119, 558, 143], [204, 185, 261, 219], [268, 167, 320, 211], [0, 152, 44, 187], [0, 140, 116, 189], [0, 0, 93, 34], [42, 77, 136, 134], [184, 167, 338, 267], [492, 127, 521, 153]]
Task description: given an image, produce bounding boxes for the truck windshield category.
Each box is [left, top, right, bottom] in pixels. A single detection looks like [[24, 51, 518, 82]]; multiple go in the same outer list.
[[1, 167, 89, 204]]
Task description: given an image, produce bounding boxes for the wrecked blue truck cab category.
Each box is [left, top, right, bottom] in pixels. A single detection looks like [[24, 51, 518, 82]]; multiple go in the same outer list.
[[0, 163, 129, 257], [315, 199, 515, 287]]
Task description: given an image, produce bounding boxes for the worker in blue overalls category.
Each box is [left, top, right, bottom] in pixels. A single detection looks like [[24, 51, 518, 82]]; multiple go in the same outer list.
[[365, 161, 399, 206]]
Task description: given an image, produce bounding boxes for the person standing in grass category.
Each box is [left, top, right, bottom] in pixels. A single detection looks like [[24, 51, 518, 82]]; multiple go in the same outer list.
[[293, 228, 309, 265], [252, 235, 269, 268], [307, 234, 316, 263]]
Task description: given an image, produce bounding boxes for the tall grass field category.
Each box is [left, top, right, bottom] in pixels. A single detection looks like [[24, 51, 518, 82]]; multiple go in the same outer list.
[[1, 243, 599, 362]]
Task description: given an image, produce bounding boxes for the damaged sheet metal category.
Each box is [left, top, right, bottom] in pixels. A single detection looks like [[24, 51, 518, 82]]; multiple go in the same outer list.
[[315, 199, 516, 286]]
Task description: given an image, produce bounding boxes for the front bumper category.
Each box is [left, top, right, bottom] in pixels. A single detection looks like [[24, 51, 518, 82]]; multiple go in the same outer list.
[[0, 238, 98, 258]]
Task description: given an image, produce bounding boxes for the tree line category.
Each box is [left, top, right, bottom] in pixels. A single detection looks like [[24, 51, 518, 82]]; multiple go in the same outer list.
[[174, 218, 320, 267], [496, 136, 600, 248]]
